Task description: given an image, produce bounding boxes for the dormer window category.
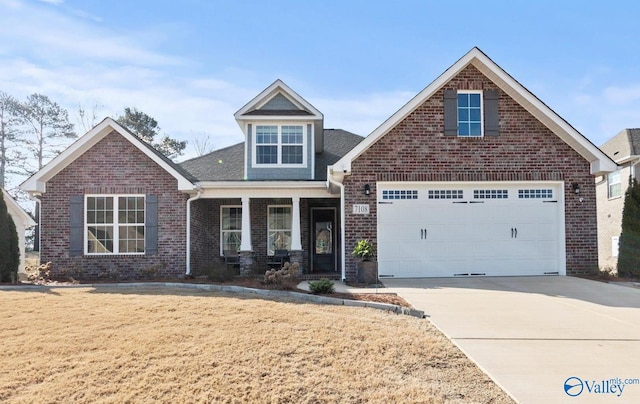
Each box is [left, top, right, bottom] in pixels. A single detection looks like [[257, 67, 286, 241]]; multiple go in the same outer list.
[[254, 124, 306, 167]]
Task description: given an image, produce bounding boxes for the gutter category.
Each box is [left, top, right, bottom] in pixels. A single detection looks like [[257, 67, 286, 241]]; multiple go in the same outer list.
[[327, 168, 347, 281], [185, 186, 203, 276]]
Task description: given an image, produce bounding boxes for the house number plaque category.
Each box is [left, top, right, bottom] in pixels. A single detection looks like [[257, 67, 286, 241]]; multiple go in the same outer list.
[[352, 204, 370, 215]]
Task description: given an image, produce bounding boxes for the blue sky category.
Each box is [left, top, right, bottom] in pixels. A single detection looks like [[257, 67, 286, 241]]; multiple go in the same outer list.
[[1, 0, 639, 163]]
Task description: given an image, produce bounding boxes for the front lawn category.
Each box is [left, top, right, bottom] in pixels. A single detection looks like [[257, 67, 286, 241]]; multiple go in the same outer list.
[[0, 286, 512, 403]]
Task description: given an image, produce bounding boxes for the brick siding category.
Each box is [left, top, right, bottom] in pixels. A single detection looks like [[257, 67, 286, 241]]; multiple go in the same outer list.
[[40, 131, 188, 280], [189, 197, 340, 274], [343, 65, 598, 279]]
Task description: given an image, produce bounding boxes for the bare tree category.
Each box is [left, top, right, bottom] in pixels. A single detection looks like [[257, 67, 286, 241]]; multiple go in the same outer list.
[[14, 94, 76, 252], [15, 94, 76, 175], [0, 92, 21, 188], [193, 133, 215, 156], [77, 101, 103, 133]]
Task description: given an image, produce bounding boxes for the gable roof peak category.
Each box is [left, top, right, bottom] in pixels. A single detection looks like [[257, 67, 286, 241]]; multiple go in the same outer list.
[[234, 79, 323, 121], [331, 47, 616, 176], [20, 117, 195, 195]]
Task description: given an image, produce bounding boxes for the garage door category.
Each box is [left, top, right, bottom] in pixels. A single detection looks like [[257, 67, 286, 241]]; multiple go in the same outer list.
[[377, 182, 565, 277]]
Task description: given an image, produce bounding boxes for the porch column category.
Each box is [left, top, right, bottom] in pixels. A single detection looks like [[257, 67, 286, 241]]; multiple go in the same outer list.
[[240, 196, 252, 251], [289, 197, 303, 274], [291, 197, 302, 251]]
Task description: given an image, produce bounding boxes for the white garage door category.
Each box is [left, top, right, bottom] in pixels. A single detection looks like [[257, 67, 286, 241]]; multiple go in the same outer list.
[[377, 182, 565, 278]]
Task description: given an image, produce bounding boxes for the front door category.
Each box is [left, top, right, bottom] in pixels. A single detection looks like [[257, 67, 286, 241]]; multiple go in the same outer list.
[[311, 208, 336, 272]]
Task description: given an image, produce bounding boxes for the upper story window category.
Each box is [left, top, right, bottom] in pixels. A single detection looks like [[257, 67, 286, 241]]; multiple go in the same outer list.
[[444, 89, 498, 137], [86, 195, 145, 255], [608, 170, 621, 198], [457, 92, 483, 137], [254, 124, 305, 167]]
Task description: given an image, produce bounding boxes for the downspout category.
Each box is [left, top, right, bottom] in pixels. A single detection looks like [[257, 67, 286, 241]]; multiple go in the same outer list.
[[185, 186, 203, 276], [327, 169, 347, 282]]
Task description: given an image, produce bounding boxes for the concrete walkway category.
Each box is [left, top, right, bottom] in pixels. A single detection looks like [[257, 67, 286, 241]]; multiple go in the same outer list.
[[382, 276, 640, 403]]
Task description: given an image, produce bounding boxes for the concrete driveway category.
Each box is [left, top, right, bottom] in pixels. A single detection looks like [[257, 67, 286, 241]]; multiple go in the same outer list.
[[382, 276, 640, 403]]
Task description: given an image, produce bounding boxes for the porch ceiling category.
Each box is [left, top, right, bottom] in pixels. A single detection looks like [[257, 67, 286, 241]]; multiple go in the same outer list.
[[196, 181, 339, 198]]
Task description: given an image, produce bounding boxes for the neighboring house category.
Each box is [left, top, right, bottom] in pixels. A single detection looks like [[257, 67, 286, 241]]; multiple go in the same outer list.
[[2, 188, 36, 275], [595, 128, 639, 270], [20, 48, 616, 281]]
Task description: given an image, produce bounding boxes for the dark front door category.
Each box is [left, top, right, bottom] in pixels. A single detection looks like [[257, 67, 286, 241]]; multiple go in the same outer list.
[[311, 208, 336, 272]]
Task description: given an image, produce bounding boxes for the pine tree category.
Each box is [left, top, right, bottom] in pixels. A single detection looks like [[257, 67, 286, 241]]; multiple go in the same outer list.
[[0, 193, 20, 283], [117, 107, 186, 160], [617, 177, 640, 277]]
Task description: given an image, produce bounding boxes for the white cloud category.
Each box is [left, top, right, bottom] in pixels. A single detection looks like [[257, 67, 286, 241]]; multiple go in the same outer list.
[[0, 1, 181, 66], [315, 91, 414, 136], [603, 85, 640, 106], [0, 0, 22, 8]]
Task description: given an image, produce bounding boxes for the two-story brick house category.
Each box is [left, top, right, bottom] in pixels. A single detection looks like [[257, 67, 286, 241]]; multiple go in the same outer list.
[[21, 48, 616, 281], [595, 129, 639, 270]]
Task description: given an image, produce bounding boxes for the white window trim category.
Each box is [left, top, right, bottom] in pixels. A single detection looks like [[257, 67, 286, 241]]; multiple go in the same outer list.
[[252, 123, 307, 168], [457, 90, 484, 138], [267, 205, 292, 255], [220, 205, 242, 256], [608, 170, 622, 199], [85, 194, 145, 255]]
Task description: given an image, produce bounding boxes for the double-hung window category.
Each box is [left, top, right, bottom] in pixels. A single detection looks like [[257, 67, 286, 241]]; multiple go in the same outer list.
[[608, 170, 621, 198], [221, 206, 242, 254], [444, 89, 498, 137], [86, 195, 145, 254], [267, 206, 292, 255], [457, 92, 483, 137], [254, 125, 305, 166]]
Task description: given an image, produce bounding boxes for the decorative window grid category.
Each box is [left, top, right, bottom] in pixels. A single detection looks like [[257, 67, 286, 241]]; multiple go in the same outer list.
[[457, 92, 482, 137], [85, 195, 145, 255], [428, 190, 463, 199], [473, 189, 508, 199], [220, 206, 242, 255], [382, 190, 418, 200], [518, 189, 553, 199], [267, 205, 292, 256]]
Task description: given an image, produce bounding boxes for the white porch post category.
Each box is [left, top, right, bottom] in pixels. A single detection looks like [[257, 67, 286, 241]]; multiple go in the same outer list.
[[240, 196, 252, 251], [291, 196, 302, 250]]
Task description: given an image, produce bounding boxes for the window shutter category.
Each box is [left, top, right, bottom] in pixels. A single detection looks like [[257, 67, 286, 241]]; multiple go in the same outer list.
[[69, 195, 83, 256], [443, 89, 458, 136], [146, 195, 158, 255], [484, 89, 499, 136]]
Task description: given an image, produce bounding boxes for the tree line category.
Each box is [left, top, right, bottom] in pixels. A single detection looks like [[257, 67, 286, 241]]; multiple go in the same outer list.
[[0, 91, 187, 191]]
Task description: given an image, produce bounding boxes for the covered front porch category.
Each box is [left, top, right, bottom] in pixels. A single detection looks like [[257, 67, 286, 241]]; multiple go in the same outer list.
[[187, 182, 342, 277]]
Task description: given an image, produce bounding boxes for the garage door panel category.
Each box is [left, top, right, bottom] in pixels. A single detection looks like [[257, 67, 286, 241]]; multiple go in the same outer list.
[[377, 182, 564, 278]]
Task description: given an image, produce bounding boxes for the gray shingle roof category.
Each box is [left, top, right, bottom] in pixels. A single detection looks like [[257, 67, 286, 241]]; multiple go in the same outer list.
[[600, 128, 640, 162], [179, 142, 245, 181], [179, 129, 363, 182], [314, 129, 364, 179], [627, 129, 640, 155]]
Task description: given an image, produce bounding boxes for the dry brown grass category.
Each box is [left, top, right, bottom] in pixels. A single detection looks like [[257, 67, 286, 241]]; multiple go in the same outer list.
[[0, 286, 512, 403]]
